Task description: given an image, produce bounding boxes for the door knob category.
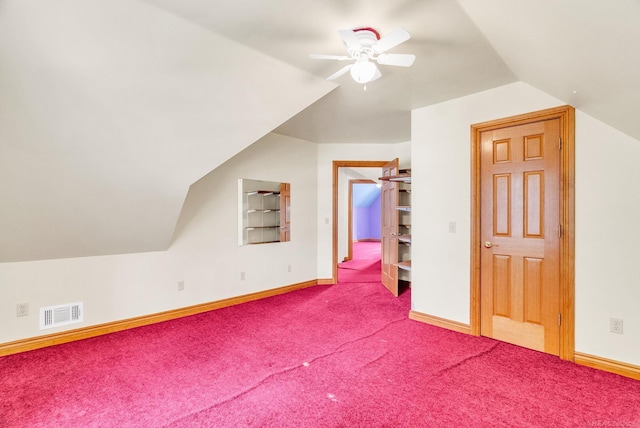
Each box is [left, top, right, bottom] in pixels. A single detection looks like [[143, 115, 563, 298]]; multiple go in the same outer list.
[[484, 241, 493, 248]]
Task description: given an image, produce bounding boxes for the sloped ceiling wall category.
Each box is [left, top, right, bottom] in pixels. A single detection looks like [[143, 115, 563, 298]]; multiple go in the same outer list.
[[459, 0, 640, 141], [353, 184, 381, 208], [0, 0, 335, 262], [3, 0, 639, 263]]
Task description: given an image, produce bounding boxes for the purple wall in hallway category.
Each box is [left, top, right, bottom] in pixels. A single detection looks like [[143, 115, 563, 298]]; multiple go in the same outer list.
[[353, 185, 381, 240]]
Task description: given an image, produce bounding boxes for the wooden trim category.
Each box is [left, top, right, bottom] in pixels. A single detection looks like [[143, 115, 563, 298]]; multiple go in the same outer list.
[[346, 179, 353, 262], [317, 278, 336, 285], [575, 352, 640, 381], [0, 280, 321, 357], [332, 161, 389, 283], [560, 107, 576, 361], [470, 105, 575, 360], [409, 310, 472, 335]]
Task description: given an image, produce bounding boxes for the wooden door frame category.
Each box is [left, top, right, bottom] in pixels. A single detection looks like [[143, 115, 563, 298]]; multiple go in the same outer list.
[[470, 105, 575, 361], [332, 161, 388, 283], [346, 179, 377, 262]]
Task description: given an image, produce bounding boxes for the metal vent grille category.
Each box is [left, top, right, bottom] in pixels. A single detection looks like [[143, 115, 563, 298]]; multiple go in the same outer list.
[[39, 302, 83, 330]]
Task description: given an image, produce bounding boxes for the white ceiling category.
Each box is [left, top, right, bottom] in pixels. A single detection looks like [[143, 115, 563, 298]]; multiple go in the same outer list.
[[2, 0, 639, 261], [144, 0, 640, 144], [143, 0, 518, 144], [459, 0, 640, 143]]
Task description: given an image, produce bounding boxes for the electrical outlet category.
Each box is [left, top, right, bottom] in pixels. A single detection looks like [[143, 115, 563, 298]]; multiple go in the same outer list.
[[448, 221, 457, 233], [240, 272, 246, 281], [177, 280, 185, 291], [16, 303, 29, 317], [287, 264, 292, 273], [610, 318, 623, 334]]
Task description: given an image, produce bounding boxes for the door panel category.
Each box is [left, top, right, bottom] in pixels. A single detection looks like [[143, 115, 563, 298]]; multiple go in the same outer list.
[[480, 119, 561, 355], [381, 159, 399, 296]]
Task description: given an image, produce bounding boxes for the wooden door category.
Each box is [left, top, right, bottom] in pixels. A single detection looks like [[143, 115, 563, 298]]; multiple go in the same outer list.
[[381, 159, 399, 296], [279, 182, 290, 242], [480, 118, 561, 355]]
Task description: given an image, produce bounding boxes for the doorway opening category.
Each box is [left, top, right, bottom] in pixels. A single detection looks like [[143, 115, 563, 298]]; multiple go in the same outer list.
[[338, 180, 382, 283], [346, 180, 381, 262], [331, 161, 388, 284]]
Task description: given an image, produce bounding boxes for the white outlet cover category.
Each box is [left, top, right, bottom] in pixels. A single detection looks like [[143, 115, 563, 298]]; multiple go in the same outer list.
[[16, 303, 29, 317], [610, 318, 623, 334]]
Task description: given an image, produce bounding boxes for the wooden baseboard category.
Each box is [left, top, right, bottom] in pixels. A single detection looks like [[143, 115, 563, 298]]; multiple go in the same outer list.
[[409, 313, 640, 381], [355, 239, 381, 242], [574, 352, 640, 380], [316, 278, 335, 285], [0, 279, 321, 357], [10, 289, 638, 383], [409, 310, 471, 335]]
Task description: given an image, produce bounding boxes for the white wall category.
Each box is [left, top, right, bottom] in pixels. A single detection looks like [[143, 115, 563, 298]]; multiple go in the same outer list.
[[316, 142, 410, 280], [0, 133, 319, 343], [574, 112, 640, 364], [411, 81, 640, 365], [0, 0, 334, 263]]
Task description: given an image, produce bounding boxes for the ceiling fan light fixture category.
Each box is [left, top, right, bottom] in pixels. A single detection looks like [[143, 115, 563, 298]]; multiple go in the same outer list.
[[311, 27, 414, 84], [350, 60, 377, 83]]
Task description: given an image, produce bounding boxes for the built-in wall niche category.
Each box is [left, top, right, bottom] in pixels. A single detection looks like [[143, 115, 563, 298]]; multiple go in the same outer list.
[[238, 179, 290, 245]]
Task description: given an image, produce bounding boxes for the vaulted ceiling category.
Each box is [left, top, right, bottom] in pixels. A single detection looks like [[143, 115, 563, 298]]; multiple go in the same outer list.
[[1, 0, 638, 262], [145, 0, 640, 144]]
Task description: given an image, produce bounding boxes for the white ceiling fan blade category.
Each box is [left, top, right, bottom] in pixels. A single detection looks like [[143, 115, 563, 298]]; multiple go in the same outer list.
[[309, 54, 351, 61], [373, 27, 411, 54], [327, 64, 353, 80], [376, 53, 416, 67], [338, 29, 361, 48]]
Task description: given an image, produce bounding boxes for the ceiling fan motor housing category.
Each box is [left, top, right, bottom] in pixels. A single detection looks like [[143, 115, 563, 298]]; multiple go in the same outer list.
[[349, 29, 379, 58]]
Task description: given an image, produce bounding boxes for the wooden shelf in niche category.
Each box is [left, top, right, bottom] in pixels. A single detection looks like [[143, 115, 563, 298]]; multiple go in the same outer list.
[[396, 260, 412, 271], [246, 190, 279, 196], [398, 235, 412, 244], [400, 170, 411, 283], [379, 168, 412, 183], [244, 190, 281, 245], [239, 179, 291, 246], [379, 167, 412, 286]]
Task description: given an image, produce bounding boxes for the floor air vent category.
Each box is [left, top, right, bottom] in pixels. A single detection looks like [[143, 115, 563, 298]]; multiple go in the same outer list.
[[39, 302, 83, 330]]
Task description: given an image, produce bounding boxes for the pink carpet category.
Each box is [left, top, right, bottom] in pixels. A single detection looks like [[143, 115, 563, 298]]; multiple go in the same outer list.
[[2, 242, 639, 427], [337, 241, 381, 283]]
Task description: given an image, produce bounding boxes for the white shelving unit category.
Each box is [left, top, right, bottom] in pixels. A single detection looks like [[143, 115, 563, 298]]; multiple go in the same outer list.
[[244, 190, 281, 245], [396, 171, 411, 282], [238, 179, 284, 246]]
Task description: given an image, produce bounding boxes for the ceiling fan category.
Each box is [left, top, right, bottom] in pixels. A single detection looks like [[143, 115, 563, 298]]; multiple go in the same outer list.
[[310, 27, 416, 84]]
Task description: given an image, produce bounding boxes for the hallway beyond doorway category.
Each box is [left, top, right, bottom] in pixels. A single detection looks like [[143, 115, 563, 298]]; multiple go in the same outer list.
[[338, 241, 381, 283]]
